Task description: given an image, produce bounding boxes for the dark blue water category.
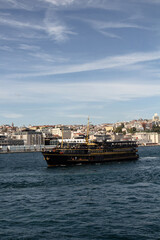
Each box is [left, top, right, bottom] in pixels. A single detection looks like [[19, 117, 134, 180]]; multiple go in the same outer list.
[[0, 147, 160, 240]]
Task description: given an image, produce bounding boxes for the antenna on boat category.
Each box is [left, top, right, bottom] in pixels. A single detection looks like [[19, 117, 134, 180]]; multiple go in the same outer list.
[[86, 116, 89, 144], [61, 127, 63, 148]]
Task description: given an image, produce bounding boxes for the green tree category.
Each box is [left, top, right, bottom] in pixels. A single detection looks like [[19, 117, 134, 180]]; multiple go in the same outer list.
[[114, 124, 124, 133], [152, 124, 160, 132], [128, 127, 137, 134]]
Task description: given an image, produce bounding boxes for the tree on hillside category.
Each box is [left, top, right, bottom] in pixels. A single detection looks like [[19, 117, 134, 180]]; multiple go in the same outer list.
[[114, 124, 124, 133], [128, 127, 137, 134], [152, 124, 160, 133], [141, 122, 147, 131]]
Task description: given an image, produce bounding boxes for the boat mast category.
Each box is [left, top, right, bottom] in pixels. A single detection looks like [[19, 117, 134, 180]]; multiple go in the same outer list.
[[61, 127, 63, 148], [86, 117, 89, 144]]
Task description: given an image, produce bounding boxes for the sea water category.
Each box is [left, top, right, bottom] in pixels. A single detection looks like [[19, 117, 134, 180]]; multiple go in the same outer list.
[[0, 146, 160, 240]]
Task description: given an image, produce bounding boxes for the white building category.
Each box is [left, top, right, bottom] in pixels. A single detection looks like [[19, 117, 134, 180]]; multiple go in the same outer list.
[[134, 132, 160, 145], [152, 113, 159, 122], [51, 127, 71, 139], [152, 113, 160, 126], [13, 129, 44, 145], [112, 133, 124, 141]]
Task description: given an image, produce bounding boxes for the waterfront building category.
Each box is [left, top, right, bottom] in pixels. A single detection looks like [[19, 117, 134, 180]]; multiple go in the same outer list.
[[12, 129, 44, 145], [51, 127, 71, 139], [89, 133, 112, 142], [104, 124, 114, 132], [71, 132, 86, 139], [152, 113, 159, 121], [44, 136, 60, 145], [123, 133, 132, 141], [133, 132, 160, 145], [152, 113, 160, 126], [112, 133, 124, 141], [0, 135, 24, 146]]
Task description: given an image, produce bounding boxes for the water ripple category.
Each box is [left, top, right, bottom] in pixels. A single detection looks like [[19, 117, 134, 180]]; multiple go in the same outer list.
[[0, 148, 160, 239]]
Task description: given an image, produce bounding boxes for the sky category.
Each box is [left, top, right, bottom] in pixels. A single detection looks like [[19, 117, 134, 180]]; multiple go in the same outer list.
[[1, 0, 160, 126]]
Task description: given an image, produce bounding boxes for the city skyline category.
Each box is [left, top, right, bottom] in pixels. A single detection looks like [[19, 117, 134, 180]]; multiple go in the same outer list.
[[0, 112, 159, 128], [1, 0, 160, 125]]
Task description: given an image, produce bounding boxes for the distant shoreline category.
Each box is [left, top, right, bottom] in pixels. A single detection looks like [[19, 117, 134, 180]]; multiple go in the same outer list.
[[0, 150, 42, 154], [0, 145, 54, 154], [139, 144, 160, 147], [0, 143, 160, 154]]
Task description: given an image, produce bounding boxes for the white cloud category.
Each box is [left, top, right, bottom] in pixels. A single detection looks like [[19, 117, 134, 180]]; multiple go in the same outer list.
[[28, 52, 55, 62], [28, 52, 69, 63], [0, 0, 35, 10], [0, 0, 122, 11], [89, 20, 149, 30], [84, 19, 151, 38], [18, 44, 40, 51], [18, 44, 64, 63], [45, 22, 76, 41], [0, 46, 13, 51], [0, 15, 76, 42], [1, 81, 160, 104], [139, 0, 160, 4], [98, 30, 121, 39], [43, 0, 76, 6], [44, 8, 77, 41], [66, 114, 103, 119], [1, 113, 23, 118], [0, 16, 43, 30], [3, 50, 160, 78], [42, 0, 160, 12]]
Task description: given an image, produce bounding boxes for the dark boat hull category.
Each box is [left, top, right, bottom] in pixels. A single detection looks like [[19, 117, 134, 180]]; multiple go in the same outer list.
[[42, 151, 139, 167]]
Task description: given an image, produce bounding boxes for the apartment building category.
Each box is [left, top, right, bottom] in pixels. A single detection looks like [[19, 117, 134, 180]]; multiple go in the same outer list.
[[12, 129, 44, 145]]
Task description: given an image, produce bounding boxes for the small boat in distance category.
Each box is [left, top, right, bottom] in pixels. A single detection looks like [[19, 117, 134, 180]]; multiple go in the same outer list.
[[42, 118, 139, 167]]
